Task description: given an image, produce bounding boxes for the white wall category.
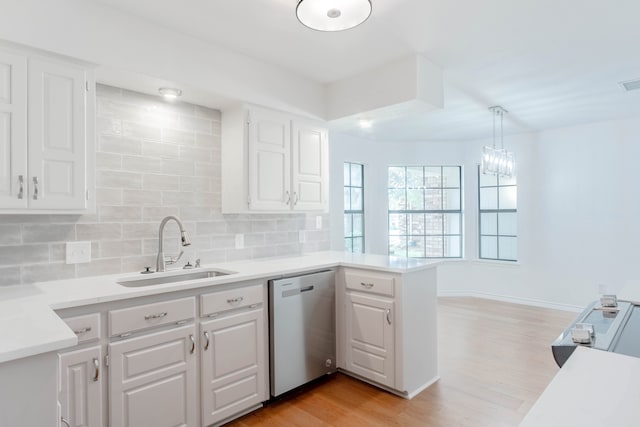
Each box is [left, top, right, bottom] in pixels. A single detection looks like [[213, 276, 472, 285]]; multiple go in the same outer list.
[[330, 115, 640, 309]]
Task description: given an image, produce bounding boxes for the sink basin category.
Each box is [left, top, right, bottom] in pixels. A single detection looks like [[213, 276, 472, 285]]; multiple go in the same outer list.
[[117, 269, 235, 287]]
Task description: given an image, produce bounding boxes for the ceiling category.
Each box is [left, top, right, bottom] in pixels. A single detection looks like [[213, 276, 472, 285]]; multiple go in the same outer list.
[[90, 0, 640, 141]]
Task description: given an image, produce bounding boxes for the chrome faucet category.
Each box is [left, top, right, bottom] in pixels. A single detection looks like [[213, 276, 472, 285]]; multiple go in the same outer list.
[[156, 216, 191, 272]]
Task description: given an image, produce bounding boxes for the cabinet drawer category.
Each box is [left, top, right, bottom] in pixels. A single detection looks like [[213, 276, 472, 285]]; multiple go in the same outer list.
[[201, 285, 263, 317], [345, 270, 395, 297], [109, 297, 195, 337], [63, 313, 101, 343]]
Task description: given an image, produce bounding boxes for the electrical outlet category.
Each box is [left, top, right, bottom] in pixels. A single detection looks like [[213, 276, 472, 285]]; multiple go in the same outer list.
[[235, 234, 244, 249], [315, 215, 322, 229], [66, 241, 92, 264], [299, 230, 306, 243]]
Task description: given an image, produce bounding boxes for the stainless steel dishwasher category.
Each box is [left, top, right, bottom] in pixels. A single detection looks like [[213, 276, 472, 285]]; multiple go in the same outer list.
[[269, 270, 335, 397]]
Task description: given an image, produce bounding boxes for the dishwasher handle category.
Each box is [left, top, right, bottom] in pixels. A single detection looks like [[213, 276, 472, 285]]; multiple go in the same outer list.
[[281, 284, 316, 298]]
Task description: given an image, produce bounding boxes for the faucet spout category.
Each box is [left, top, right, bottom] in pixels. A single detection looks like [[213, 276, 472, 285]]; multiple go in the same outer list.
[[156, 216, 191, 273]]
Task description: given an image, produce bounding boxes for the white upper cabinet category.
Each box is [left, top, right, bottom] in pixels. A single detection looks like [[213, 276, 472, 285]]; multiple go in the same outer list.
[[0, 43, 95, 214], [0, 50, 27, 209], [221, 105, 328, 213], [248, 108, 291, 211]]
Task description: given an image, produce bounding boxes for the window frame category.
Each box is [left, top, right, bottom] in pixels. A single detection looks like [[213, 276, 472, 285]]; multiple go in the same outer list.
[[344, 162, 365, 253], [387, 165, 463, 259], [477, 166, 517, 262]]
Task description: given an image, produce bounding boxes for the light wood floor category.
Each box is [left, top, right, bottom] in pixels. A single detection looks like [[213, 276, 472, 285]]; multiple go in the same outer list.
[[228, 297, 577, 427]]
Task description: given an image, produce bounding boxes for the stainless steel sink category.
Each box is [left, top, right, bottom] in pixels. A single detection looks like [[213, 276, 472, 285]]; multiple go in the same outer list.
[[117, 269, 235, 287]]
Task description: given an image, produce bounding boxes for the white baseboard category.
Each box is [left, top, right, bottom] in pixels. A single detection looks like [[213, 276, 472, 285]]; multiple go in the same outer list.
[[438, 290, 583, 312]]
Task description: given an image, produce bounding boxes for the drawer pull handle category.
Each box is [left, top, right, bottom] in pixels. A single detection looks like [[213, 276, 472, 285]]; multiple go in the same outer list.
[[93, 357, 99, 382], [227, 296, 244, 305], [361, 282, 374, 289], [144, 311, 168, 320], [386, 309, 392, 325], [61, 417, 71, 427], [17, 175, 24, 199], [189, 334, 195, 354], [73, 327, 92, 335], [204, 331, 210, 351], [249, 304, 258, 309], [207, 313, 219, 318], [32, 176, 39, 200]]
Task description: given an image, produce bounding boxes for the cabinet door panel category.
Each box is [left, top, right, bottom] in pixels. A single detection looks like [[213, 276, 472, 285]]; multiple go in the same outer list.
[[291, 121, 327, 211], [345, 292, 395, 387], [0, 50, 27, 209], [109, 325, 197, 427], [201, 309, 265, 426], [28, 57, 86, 210], [59, 346, 102, 427], [248, 109, 290, 211]]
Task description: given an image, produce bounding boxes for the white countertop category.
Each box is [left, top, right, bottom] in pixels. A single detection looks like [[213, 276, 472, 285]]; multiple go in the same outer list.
[[0, 251, 438, 364], [520, 346, 640, 427]]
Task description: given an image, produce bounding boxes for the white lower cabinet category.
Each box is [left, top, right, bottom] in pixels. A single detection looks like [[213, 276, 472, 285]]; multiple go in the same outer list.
[[200, 309, 265, 426], [344, 292, 395, 388], [108, 325, 197, 427], [59, 346, 103, 427]]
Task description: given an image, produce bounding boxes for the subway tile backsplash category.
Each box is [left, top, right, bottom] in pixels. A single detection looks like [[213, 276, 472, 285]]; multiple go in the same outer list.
[[0, 84, 329, 286]]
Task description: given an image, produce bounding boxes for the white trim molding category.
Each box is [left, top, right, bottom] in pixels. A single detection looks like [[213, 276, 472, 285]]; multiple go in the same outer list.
[[438, 290, 584, 312]]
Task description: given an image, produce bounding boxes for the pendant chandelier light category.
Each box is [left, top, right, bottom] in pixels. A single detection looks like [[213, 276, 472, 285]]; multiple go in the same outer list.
[[481, 106, 515, 178], [296, 0, 372, 32]]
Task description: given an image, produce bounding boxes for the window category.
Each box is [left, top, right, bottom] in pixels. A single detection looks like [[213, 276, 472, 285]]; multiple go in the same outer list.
[[388, 166, 462, 258], [478, 167, 517, 261], [344, 162, 364, 253]]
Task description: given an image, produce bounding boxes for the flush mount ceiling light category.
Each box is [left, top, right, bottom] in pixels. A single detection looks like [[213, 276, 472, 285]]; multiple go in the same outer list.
[[296, 0, 372, 32], [158, 87, 182, 101], [481, 106, 515, 178]]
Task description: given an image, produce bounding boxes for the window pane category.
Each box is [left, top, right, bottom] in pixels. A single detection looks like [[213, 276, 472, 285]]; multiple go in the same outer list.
[[498, 236, 517, 260], [498, 212, 517, 235], [344, 214, 353, 237], [444, 213, 461, 235], [388, 167, 406, 188], [350, 188, 363, 211], [443, 188, 461, 210], [444, 236, 461, 257], [498, 186, 517, 210], [389, 236, 407, 257], [407, 189, 424, 210], [498, 174, 516, 186], [424, 167, 441, 188], [351, 163, 363, 187], [480, 236, 498, 259], [352, 214, 364, 237], [408, 214, 425, 235], [344, 238, 352, 252], [389, 214, 407, 235], [479, 172, 498, 187], [344, 163, 351, 186], [388, 189, 406, 210], [352, 237, 364, 253], [425, 213, 443, 234], [408, 236, 425, 257], [426, 236, 444, 257], [480, 187, 498, 209], [406, 167, 424, 188], [442, 167, 460, 188], [344, 188, 351, 210], [425, 189, 442, 210], [480, 212, 498, 235]]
